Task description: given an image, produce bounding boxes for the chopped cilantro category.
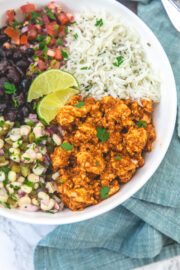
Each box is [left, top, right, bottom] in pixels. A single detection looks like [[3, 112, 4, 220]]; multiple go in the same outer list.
[[136, 121, 147, 128], [81, 67, 88, 70], [56, 38, 63, 45], [24, 157, 30, 161], [35, 160, 39, 169], [14, 121, 20, 127], [61, 50, 68, 59], [75, 102, 85, 108], [37, 35, 44, 41], [115, 156, 122, 161], [4, 82, 16, 94], [3, 179, 8, 186], [9, 194, 17, 201], [0, 120, 4, 127], [60, 142, 74, 151], [46, 9, 56, 20], [5, 202, 10, 209], [43, 45, 48, 54], [113, 56, 123, 67], [26, 121, 35, 127], [85, 84, 93, 92], [96, 161, 99, 167], [73, 33, 78, 39], [97, 127, 110, 144], [95, 18, 103, 27], [35, 136, 48, 145], [39, 40, 46, 50], [39, 182, 45, 188], [65, 27, 68, 35], [17, 139, 22, 147], [13, 98, 18, 108], [33, 103, 37, 110], [46, 36, 51, 44], [56, 179, 65, 184], [100, 186, 110, 199], [1, 166, 10, 176], [25, 180, 34, 188]]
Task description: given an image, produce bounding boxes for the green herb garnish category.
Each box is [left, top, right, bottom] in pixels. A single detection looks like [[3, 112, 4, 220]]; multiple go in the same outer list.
[[113, 56, 123, 67], [37, 35, 44, 41], [65, 27, 68, 35], [73, 33, 78, 39], [24, 157, 30, 161], [26, 121, 35, 127], [46, 9, 56, 20], [136, 121, 147, 128], [43, 45, 48, 54], [4, 82, 16, 94], [85, 84, 93, 92], [13, 98, 18, 108], [35, 136, 48, 145], [56, 38, 63, 45], [39, 40, 46, 50], [75, 102, 85, 108], [17, 139, 22, 147], [115, 156, 122, 161], [9, 194, 17, 201], [39, 182, 45, 188], [96, 161, 99, 167], [95, 18, 103, 27], [97, 127, 110, 144], [14, 121, 20, 127], [56, 179, 65, 184], [25, 180, 34, 188], [5, 202, 10, 209], [3, 179, 8, 186], [81, 67, 88, 70], [0, 120, 4, 127], [60, 142, 74, 151], [61, 50, 68, 59], [35, 160, 39, 169], [100, 186, 110, 199]]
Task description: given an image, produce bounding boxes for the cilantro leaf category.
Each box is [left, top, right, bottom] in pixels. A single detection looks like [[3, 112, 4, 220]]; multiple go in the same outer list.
[[75, 102, 85, 108], [35, 136, 48, 145], [100, 186, 110, 199], [14, 121, 20, 127], [56, 38, 63, 45], [61, 50, 68, 59], [24, 180, 34, 188], [13, 98, 19, 108], [65, 27, 68, 35], [97, 127, 110, 144], [113, 56, 123, 67], [81, 67, 88, 70], [60, 142, 74, 151], [136, 121, 147, 128], [5, 202, 11, 209], [73, 33, 78, 39], [4, 82, 16, 94], [46, 9, 56, 20], [84, 84, 93, 92], [115, 156, 122, 161], [95, 18, 103, 27]]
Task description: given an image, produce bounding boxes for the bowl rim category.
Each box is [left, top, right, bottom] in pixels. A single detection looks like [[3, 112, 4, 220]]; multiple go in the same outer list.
[[0, 0, 177, 224]]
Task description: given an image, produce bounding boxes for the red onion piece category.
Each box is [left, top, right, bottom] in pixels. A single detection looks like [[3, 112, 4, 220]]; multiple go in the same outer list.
[[18, 190, 26, 198], [21, 26, 28, 33], [0, 149, 4, 156]]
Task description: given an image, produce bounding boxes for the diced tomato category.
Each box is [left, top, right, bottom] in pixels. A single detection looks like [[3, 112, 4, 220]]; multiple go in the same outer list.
[[49, 38, 56, 46], [27, 29, 37, 40], [6, 9, 15, 23], [46, 21, 59, 36], [4, 27, 20, 42], [50, 60, 60, 69], [66, 13, 74, 22], [48, 1, 57, 10], [35, 50, 42, 57], [57, 13, 69, 25], [20, 3, 35, 14], [20, 35, 28, 45], [54, 48, 62, 60], [58, 25, 65, 38], [38, 60, 47, 71], [42, 14, 50, 25]]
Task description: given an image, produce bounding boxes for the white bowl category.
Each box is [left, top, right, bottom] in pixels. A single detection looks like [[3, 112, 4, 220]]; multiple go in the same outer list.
[[0, 0, 176, 224]]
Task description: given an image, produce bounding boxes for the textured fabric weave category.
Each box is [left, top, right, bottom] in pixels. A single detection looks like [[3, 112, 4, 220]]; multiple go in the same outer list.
[[34, 0, 180, 269]]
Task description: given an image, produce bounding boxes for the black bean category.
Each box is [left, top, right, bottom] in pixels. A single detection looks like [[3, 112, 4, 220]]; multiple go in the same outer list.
[[16, 60, 29, 70], [0, 60, 8, 72], [0, 49, 5, 60], [6, 49, 14, 59], [21, 106, 29, 117], [0, 77, 8, 90], [0, 103, 7, 112], [6, 66, 20, 83], [5, 110, 16, 121], [21, 79, 31, 91], [25, 48, 34, 57], [13, 51, 24, 61], [0, 34, 9, 44]]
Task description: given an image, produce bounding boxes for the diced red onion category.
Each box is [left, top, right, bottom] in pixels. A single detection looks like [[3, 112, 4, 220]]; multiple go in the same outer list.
[[39, 177, 45, 183], [0, 149, 4, 156], [18, 190, 26, 198], [21, 26, 28, 33], [58, 126, 64, 136], [46, 126, 57, 135]]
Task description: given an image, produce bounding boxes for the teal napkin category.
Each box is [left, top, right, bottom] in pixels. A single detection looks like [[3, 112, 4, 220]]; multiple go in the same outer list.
[[34, 1, 180, 269]]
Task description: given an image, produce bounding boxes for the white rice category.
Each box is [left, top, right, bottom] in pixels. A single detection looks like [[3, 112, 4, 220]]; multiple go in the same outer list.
[[63, 10, 160, 102]]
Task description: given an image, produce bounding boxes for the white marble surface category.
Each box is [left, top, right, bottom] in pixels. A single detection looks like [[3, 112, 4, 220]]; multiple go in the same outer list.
[[0, 216, 180, 270]]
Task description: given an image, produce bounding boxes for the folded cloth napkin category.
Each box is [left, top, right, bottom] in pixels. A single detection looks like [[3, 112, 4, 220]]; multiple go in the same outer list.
[[34, 0, 180, 269]]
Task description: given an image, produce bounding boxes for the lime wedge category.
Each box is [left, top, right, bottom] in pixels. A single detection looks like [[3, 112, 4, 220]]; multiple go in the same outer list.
[[27, 69, 79, 102], [37, 88, 79, 124]]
